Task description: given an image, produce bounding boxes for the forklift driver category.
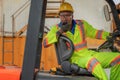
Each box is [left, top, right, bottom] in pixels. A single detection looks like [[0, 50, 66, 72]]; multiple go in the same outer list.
[[43, 2, 120, 80]]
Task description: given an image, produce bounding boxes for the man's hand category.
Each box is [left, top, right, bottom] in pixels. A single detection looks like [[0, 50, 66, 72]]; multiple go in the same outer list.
[[114, 37, 120, 52], [56, 29, 63, 38], [56, 22, 71, 38]]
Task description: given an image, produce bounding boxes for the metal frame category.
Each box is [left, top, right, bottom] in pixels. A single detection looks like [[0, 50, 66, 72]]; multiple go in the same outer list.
[[106, 0, 120, 30], [21, 0, 47, 80]]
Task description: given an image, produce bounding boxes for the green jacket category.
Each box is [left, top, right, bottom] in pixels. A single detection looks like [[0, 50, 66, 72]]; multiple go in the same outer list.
[[43, 20, 109, 56]]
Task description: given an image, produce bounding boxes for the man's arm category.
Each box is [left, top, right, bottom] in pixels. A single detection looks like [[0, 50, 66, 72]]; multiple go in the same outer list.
[[83, 20, 110, 40], [43, 25, 58, 47]]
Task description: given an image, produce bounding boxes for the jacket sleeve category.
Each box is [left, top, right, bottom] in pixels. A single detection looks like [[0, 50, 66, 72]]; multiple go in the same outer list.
[[83, 20, 110, 40], [43, 25, 58, 47]]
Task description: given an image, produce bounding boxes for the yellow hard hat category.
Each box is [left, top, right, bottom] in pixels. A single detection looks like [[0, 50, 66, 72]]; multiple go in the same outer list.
[[59, 2, 74, 13]]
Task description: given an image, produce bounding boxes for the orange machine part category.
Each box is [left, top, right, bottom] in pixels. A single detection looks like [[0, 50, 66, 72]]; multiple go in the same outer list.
[[0, 66, 21, 80]]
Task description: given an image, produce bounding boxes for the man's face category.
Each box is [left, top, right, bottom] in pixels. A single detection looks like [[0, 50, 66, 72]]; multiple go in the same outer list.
[[59, 11, 73, 24]]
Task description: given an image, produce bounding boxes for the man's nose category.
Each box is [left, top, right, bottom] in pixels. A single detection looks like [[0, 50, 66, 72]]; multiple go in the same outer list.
[[62, 16, 67, 21], [62, 15, 66, 19]]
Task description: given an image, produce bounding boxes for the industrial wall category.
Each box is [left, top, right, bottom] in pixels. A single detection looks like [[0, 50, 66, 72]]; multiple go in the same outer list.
[[0, 37, 25, 66], [0, 0, 114, 34]]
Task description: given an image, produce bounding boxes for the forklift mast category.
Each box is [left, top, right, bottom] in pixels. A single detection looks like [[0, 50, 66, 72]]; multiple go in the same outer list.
[[21, 0, 120, 80], [21, 0, 47, 80]]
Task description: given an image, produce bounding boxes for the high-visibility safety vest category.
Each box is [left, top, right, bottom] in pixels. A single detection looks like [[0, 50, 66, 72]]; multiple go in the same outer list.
[[43, 20, 109, 52]]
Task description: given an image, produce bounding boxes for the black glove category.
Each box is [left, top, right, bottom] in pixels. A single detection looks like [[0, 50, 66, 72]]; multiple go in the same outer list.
[[56, 22, 71, 38], [61, 22, 71, 32]]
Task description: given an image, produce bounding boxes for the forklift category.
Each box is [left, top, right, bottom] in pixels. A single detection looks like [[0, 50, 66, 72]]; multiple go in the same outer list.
[[20, 0, 120, 80]]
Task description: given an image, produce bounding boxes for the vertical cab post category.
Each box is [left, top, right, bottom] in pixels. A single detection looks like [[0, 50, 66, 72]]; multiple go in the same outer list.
[[21, 0, 47, 80]]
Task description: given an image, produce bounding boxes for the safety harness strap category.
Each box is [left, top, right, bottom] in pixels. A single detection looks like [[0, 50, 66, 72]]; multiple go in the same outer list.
[[76, 20, 85, 41]]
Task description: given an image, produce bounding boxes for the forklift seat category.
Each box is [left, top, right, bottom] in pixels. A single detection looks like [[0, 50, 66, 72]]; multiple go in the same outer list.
[[54, 35, 93, 76]]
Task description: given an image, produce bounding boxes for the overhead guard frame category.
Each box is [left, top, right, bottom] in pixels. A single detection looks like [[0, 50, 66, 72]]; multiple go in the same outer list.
[[21, 0, 47, 80]]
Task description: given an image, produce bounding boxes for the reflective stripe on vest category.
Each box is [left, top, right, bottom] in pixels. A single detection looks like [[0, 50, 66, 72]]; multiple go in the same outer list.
[[87, 58, 99, 72], [74, 41, 87, 51], [75, 20, 87, 50], [43, 38, 48, 46], [76, 20, 85, 41], [96, 30, 103, 39], [110, 55, 120, 66], [43, 38, 52, 47]]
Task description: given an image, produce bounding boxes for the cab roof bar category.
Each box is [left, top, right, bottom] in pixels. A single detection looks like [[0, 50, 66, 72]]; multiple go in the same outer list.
[[106, 0, 120, 30], [21, 0, 47, 80]]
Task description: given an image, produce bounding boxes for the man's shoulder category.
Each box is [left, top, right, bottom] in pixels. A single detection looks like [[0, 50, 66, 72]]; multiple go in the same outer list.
[[75, 19, 87, 23], [75, 19, 84, 26], [75, 20, 91, 27], [50, 24, 59, 27], [50, 24, 59, 30]]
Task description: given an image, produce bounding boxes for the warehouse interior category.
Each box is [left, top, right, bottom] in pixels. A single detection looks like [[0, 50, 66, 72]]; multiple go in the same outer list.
[[0, 0, 120, 80]]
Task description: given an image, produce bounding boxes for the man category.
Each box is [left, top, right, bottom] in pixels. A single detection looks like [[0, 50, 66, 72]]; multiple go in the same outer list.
[[43, 2, 120, 80]]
